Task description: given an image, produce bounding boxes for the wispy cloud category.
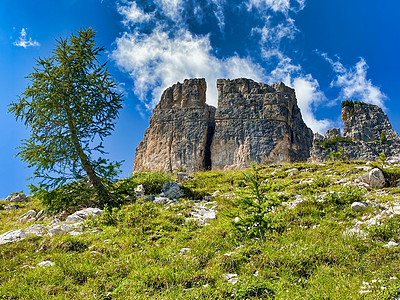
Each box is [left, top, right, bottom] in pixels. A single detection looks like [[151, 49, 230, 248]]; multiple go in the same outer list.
[[112, 27, 264, 108], [13, 28, 40, 48], [113, 0, 333, 133], [320, 53, 387, 108]]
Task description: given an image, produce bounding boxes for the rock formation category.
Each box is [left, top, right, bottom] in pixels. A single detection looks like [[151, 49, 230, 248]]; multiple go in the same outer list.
[[133, 78, 313, 172], [211, 78, 313, 170], [311, 103, 400, 162], [132, 78, 216, 173]]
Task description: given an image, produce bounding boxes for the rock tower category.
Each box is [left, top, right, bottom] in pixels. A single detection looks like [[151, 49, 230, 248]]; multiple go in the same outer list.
[[133, 78, 313, 173]]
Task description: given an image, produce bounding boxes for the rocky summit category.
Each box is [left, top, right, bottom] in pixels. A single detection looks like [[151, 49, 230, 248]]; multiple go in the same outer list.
[[133, 78, 313, 172], [311, 102, 400, 162], [211, 78, 313, 170], [132, 78, 216, 173]]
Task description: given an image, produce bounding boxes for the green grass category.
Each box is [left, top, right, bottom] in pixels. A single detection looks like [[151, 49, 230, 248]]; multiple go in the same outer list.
[[1, 161, 400, 299]]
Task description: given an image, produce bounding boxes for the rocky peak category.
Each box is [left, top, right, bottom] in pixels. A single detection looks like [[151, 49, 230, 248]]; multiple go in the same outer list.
[[211, 78, 313, 169], [158, 78, 207, 109], [342, 103, 399, 142]]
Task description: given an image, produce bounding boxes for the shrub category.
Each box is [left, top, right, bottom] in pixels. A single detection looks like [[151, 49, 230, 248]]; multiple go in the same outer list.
[[131, 171, 173, 194], [233, 164, 283, 239], [321, 136, 353, 148], [380, 131, 387, 144], [341, 99, 367, 108]]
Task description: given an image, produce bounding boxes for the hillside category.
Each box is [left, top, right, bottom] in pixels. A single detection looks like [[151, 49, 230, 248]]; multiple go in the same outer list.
[[2, 160, 400, 299]]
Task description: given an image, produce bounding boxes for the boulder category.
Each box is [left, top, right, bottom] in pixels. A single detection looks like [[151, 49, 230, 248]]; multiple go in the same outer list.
[[37, 261, 55, 267], [0, 229, 26, 245], [25, 224, 46, 236], [134, 184, 145, 197], [351, 202, 368, 212], [356, 168, 386, 188], [5, 193, 29, 202], [65, 208, 103, 224], [19, 210, 37, 223], [161, 182, 183, 199]]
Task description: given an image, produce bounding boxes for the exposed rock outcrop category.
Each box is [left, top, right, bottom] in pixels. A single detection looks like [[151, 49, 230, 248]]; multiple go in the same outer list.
[[132, 78, 216, 173], [210, 79, 313, 169], [311, 103, 400, 162]]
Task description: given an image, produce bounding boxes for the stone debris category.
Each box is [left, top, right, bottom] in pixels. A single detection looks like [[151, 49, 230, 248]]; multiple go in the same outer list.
[[383, 241, 398, 248], [0, 229, 26, 245], [351, 202, 368, 212], [223, 273, 238, 284], [4, 204, 18, 210], [65, 208, 103, 224], [343, 228, 368, 240], [19, 209, 37, 223], [283, 196, 304, 209], [25, 224, 46, 237], [154, 196, 176, 205], [5, 193, 29, 202], [161, 182, 183, 199], [134, 184, 145, 197], [189, 201, 217, 226], [355, 168, 386, 189], [37, 261, 55, 268], [179, 248, 191, 256]]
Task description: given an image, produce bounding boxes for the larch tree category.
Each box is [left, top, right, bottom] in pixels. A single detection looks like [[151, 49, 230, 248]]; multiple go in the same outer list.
[[9, 28, 124, 205]]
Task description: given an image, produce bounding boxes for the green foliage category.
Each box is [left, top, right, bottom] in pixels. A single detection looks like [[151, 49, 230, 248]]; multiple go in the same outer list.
[[324, 186, 366, 206], [341, 99, 367, 108], [9, 28, 123, 205], [233, 164, 283, 238], [367, 215, 400, 242], [130, 171, 173, 195], [321, 136, 353, 148], [326, 146, 346, 161], [380, 131, 388, 144]]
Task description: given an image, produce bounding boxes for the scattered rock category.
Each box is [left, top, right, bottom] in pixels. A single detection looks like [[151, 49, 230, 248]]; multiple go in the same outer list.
[[37, 260, 55, 268], [351, 202, 368, 212], [47, 226, 66, 237], [25, 224, 46, 237], [4, 204, 18, 211], [65, 208, 103, 224], [223, 273, 238, 284], [233, 217, 240, 223], [5, 193, 29, 202], [135, 184, 145, 197], [383, 241, 398, 248], [19, 210, 37, 223], [190, 202, 217, 226], [179, 248, 191, 256], [0, 229, 26, 245], [177, 172, 191, 182], [144, 195, 155, 202], [343, 227, 368, 240], [154, 196, 173, 205], [161, 182, 183, 199], [356, 168, 386, 189]]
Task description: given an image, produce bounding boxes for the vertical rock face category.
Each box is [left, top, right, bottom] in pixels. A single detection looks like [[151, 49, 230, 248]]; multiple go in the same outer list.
[[310, 103, 400, 162], [342, 104, 399, 142], [132, 78, 216, 173], [210, 78, 313, 170]]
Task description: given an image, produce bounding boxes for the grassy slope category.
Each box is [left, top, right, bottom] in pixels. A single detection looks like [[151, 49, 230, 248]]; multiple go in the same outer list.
[[1, 161, 400, 299]]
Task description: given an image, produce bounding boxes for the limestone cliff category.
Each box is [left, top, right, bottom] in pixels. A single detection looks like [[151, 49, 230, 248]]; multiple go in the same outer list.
[[311, 103, 400, 162], [132, 78, 215, 173], [210, 78, 313, 170]]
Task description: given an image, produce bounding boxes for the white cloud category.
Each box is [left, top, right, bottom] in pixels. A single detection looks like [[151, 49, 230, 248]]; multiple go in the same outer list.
[[13, 28, 39, 48], [155, 0, 184, 20], [112, 27, 264, 108], [118, 1, 152, 24], [247, 0, 305, 15], [210, 0, 226, 31], [321, 53, 387, 108], [266, 57, 333, 133]]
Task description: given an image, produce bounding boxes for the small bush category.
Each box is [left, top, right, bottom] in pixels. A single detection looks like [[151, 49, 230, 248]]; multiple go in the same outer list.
[[341, 99, 367, 108], [233, 164, 283, 239], [324, 186, 365, 206], [131, 171, 173, 195]]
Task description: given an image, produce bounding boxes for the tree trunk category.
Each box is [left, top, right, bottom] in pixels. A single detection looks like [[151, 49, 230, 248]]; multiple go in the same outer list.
[[65, 108, 112, 205]]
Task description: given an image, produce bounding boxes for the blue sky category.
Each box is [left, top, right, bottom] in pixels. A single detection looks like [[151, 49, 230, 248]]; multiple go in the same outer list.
[[0, 0, 399, 198]]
